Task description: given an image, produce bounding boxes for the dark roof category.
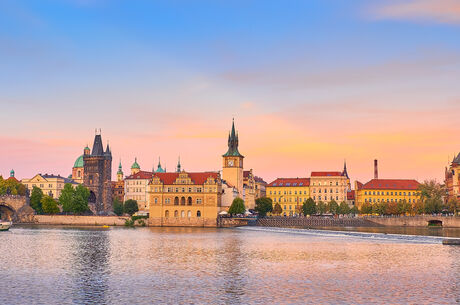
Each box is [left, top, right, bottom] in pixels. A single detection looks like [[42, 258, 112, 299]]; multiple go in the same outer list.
[[42, 174, 78, 184], [362, 179, 420, 190], [223, 119, 244, 158], [91, 134, 104, 156], [453, 152, 460, 164], [267, 178, 310, 187]]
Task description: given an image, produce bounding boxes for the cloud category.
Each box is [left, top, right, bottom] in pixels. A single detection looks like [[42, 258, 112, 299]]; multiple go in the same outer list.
[[368, 0, 460, 24]]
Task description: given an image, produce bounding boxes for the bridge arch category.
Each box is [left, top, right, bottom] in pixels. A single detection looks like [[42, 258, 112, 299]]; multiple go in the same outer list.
[[428, 219, 442, 227], [0, 203, 15, 221]]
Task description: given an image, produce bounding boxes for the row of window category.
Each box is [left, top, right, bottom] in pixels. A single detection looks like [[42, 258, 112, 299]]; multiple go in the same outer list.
[[269, 190, 308, 195], [365, 198, 415, 203], [311, 188, 345, 194], [154, 197, 203, 205], [26, 184, 60, 189], [364, 191, 416, 196], [164, 210, 201, 218], [273, 197, 308, 203], [311, 181, 346, 186], [313, 196, 343, 201]]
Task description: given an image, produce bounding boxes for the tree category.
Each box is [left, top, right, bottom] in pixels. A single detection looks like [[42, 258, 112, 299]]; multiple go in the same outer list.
[[228, 198, 245, 215], [59, 183, 75, 213], [397, 200, 411, 215], [328, 200, 339, 215], [385, 201, 398, 215], [360, 202, 373, 215], [41, 195, 60, 214], [373, 202, 387, 215], [317, 201, 327, 215], [0, 178, 26, 196], [273, 203, 283, 215], [303, 198, 316, 216], [124, 199, 139, 216], [30, 186, 44, 214], [447, 197, 459, 215], [338, 201, 350, 215], [72, 185, 90, 214], [350, 206, 359, 215], [113, 198, 124, 216], [412, 200, 425, 215], [417, 180, 445, 214], [254, 197, 273, 217]]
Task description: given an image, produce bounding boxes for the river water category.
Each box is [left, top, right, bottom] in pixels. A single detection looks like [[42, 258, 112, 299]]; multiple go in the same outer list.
[[1, 225, 459, 305]]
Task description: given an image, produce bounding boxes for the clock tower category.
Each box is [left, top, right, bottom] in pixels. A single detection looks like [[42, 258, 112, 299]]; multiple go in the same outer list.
[[222, 119, 244, 195]]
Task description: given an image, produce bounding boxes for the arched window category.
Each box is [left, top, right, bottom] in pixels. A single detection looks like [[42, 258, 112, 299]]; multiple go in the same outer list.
[[187, 210, 191, 218], [197, 210, 201, 217], [165, 210, 169, 218], [77, 170, 81, 177], [174, 210, 178, 217], [181, 210, 185, 218], [181, 197, 186, 205], [187, 197, 192, 205], [174, 197, 179, 205]]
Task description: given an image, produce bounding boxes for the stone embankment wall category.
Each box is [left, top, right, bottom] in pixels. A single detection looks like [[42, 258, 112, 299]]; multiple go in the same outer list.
[[31, 215, 129, 226], [365, 216, 460, 228], [257, 217, 377, 228], [149, 217, 218, 227]]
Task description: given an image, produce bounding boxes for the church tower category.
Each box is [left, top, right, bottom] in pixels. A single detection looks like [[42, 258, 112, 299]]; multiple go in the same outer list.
[[117, 160, 124, 182], [83, 130, 112, 214], [222, 119, 244, 196]]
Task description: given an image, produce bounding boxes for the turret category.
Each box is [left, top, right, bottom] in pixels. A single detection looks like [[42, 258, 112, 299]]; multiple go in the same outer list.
[[10, 169, 15, 178], [117, 160, 124, 181], [131, 158, 140, 175], [176, 156, 181, 172]]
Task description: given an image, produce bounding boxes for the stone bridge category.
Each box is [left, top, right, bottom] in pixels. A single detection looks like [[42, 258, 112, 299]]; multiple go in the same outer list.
[[0, 195, 35, 223], [364, 216, 460, 228]]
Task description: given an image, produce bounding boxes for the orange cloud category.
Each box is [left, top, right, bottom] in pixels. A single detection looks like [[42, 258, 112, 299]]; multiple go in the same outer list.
[[369, 0, 460, 24]]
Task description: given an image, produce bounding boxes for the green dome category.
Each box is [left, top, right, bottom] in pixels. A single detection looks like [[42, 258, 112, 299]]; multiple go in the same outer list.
[[74, 155, 84, 168], [131, 158, 140, 169]]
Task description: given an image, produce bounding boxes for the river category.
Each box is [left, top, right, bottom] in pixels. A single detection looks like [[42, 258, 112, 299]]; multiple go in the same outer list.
[[1, 225, 459, 304]]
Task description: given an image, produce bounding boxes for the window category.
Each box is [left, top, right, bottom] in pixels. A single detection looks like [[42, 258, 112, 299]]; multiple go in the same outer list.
[[187, 210, 192, 218], [174, 197, 179, 205], [284, 205, 286, 210], [165, 210, 169, 218], [181, 197, 186, 205], [181, 210, 185, 218], [174, 210, 178, 217], [196, 198, 202, 204], [187, 197, 192, 205], [197, 210, 201, 217], [154, 198, 158, 204]]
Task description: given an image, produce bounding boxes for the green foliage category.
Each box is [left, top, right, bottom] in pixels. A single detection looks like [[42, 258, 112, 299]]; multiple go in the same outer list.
[[417, 180, 445, 214], [316, 201, 327, 215], [350, 206, 359, 215], [41, 195, 60, 214], [327, 200, 339, 215], [447, 197, 459, 215], [360, 202, 373, 214], [124, 199, 139, 216], [59, 184, 75, 213], [73, 185, 90, 214], [0, 178, 26, 196], [254, 197, 273, 217], [30, 186, 44, 214], [397, 200, 411, 215], [338, 201, 350, 215], [273, 203, 283, 215], [303, 198, 316, 216], [372, 202, 387, 215], [124, 218, 135, 227], [113, 198, 124, 216], [228, 197, 246, 215]]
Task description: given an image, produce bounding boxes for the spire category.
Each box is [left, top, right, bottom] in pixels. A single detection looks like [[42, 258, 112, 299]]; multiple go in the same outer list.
[[223, 119, 244, 158], [91, 131, 104, 156], [343, 160, 349, 178], [231, 118, 236, 138], [156, 157, 165, 173], [104, 142, 111, 156], [176, 156, 181, 172], [117, 159, 123, 174]]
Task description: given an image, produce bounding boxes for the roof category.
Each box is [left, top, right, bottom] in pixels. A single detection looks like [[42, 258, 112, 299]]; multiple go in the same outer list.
[[223, 119, 244, 158], [7, 176, 19, 182], [453, 152, 460, 164], [126, 171, 153, 180], [153, 172, 219, 185], [74, 155, 84, 168], [91, 134, 104, 156], [311, 171, 344, 177], [355, 181, 364, 190], [254, 176, 266, 184], [131, 158, 140, 169], [267, 178, 310, 187], [41, 174, 78, 184], [362, 179, 420, 190]]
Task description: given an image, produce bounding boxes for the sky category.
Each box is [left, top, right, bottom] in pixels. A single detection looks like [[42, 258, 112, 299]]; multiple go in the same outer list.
[[0, 0, 459, 184]]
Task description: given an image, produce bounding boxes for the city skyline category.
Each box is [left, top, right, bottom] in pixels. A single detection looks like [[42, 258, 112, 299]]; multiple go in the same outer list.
[[1, 0, 459, 183]]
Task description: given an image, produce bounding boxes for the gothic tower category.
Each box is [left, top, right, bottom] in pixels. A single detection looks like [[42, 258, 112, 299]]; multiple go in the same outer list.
[[222, 119, 244, 196], [83, 131, 112, 214]]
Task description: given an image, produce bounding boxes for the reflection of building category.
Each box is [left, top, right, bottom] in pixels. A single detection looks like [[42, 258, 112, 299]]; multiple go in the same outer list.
[[446, 153, 460, 201], [266, 178, 310, 216], [355, 179, 420, 209], [72, 146, 90, 184], [148, 171, 222, 226], [22, 174, 78, 198], [111, 161, 125, 203], [310, 170, 348, 203], [83, 131, 112, 214]]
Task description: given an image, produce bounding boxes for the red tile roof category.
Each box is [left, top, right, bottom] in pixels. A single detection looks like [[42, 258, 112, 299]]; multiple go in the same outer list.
[[7, 176, 19, 182], [125, 171, 154, 180], [311, 171, 344, 177], [347, 190, 355, 200], [362, 179, 420, 190], [355, 181, 364, 190], [254, 176, 266, 184], [267, 178, 310, 187], [154, 172, 219, 185]]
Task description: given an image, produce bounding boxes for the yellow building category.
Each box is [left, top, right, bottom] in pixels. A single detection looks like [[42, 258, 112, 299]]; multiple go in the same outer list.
[[310, 171, 348, 203], [266, 178, 310, 216], [22, 174, 78, 199], [355, 179, 420, 209], [148, 171, 222, 227]]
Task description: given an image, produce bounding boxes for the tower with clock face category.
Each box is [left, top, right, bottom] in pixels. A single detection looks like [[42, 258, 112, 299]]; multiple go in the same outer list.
[[222, 119, 244, 196]]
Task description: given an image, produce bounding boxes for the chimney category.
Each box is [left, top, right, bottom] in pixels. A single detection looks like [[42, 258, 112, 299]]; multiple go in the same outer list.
[[374, 159, 378, 179]]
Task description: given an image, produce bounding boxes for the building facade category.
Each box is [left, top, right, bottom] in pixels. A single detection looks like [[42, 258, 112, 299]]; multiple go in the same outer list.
[[83, 132, 112, 214], [148, 171, 222, 226], [445, 153, 460, 201], [266, 178, 310, 216], [22, 174, 78, 198], [310, 171, 348, 203], [71, 146, 90, 184], [124, 170, 153, 214], [112, 161, 125, 203], [355, 179, 420, 209]]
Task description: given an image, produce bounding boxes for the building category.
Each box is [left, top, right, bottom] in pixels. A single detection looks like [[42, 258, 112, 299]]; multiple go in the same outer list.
[[222, 119, 244, 196], [112, 161, 125, 203], [83, 131, 112, 214], [148, 171, 222, 227], [124, 169, 153, 214], [22, 174, 78, 198], [445, 153, 460, 201], [310, 170, 348, 203], [355, 179, 421, 209], [71, 146, 90, 184], [243, 170, 267, 209], [266, 178, 310, 216]]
